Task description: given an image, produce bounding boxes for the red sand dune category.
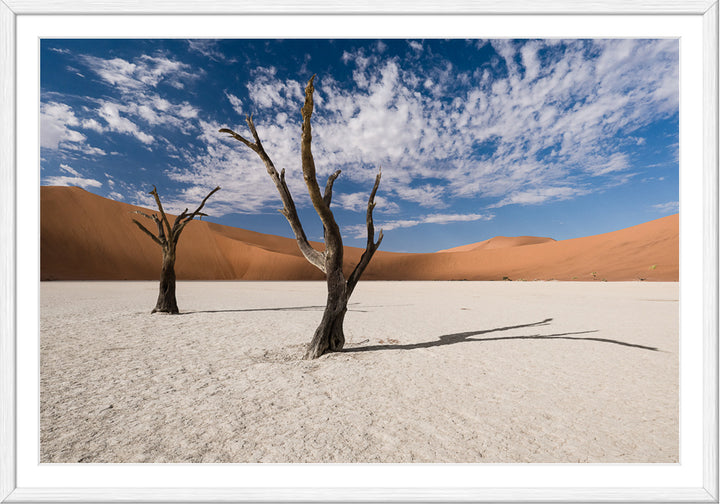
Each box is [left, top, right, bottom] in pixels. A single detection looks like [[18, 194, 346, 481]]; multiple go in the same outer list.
[[41, 186, 679, 282]]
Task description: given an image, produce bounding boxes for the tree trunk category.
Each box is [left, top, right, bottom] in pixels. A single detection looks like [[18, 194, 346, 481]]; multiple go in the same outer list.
[[304, 267, 348, 359], [304, 297, 348, 359], [152, 249, 178, 314]]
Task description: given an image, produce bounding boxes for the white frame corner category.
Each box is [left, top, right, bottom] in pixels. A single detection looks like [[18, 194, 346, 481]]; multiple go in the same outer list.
[[0, 1, 717, 502]]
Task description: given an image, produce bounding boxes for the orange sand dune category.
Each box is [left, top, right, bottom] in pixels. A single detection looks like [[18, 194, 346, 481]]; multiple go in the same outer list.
[[437, 235, 556, 253], [41, 186, 678, 281]]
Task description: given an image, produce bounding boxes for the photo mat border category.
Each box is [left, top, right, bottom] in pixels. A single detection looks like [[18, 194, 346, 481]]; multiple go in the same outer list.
[[0, 1, 717, 502]]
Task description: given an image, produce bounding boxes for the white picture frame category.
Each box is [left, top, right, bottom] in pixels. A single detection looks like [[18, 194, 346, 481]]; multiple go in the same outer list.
[[1, 1, 717, 502]]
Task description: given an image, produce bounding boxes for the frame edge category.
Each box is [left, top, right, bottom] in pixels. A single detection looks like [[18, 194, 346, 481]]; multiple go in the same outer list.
[[3, 487, 720, 503], [703, 1, 720, 501], [0, 0, 716, 15], [2, 2, 717, 503], [0, 0, 17, 502]]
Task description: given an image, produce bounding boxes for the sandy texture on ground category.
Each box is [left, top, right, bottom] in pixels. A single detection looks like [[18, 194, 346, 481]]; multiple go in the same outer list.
[[40, 281, 678, 463], [42, 186, 678, 281]]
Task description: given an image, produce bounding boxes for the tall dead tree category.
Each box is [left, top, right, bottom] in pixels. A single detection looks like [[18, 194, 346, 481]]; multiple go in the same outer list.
[[131, 185, 220, 314], [220, 75, 383, 359]]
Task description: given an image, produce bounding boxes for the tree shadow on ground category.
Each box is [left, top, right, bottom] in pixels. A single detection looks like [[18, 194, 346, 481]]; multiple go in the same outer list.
[[181, 303, 366, 315], [341, 318, 659, 353]]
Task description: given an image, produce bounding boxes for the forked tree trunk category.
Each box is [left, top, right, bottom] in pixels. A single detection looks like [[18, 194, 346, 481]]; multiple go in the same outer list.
[[153, 248, 178, 314], [220, 75, 383, 359]]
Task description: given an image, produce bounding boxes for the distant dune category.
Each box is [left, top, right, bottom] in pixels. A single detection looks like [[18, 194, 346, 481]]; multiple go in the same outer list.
[[437, 235, 556, 253], [41, 186, 679, 281]]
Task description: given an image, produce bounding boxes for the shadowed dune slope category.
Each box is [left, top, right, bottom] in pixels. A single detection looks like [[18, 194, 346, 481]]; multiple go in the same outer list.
[[41, 186, 678, 281]]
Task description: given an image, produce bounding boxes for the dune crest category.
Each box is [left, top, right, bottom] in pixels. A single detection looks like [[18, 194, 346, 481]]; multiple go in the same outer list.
[[437, 235, 556, 253], [41, 186, 678, 282]]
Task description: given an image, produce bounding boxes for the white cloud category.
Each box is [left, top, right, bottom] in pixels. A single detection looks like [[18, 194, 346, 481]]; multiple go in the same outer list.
[[519, 41, 541, 81], [178, 103, 199, 119], [489, 186, 588, 208], [393, 184, 447, 208], [107, 191, 125, 201], [346, 212, 494, 238], [187, 40, 236, 63], [98, 102, 155, 144], [43, 175, 102, 189], [81, 54, 197, 92], [334, 192, 400, 213], [225, 92, 244, 116], [63, 143, 106, 156], [652, 201, 679, 213], [41, 102, 107, 158], [40, 102, 84, 149], [59, 163, 81, 176], [81, 118, 104, 133], [246, 67, 304, 110], [208, 40, 678, 217], [587, 152, 630, 176]]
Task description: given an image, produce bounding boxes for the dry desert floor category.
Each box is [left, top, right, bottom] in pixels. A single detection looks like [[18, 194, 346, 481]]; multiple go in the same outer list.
[[40, 281, 678, 463]]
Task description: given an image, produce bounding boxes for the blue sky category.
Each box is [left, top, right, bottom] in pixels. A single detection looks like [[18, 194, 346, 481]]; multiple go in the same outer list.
[[40, 39, 679, 253]]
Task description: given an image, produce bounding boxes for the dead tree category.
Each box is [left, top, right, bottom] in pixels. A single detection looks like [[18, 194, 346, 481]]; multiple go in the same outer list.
[[220, 75, 383, 359], [131, 185, 220, 314]]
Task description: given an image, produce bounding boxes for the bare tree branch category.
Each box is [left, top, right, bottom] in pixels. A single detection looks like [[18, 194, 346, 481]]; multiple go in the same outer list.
[[173, 186, 221, 242], [149, 186, 172, 238], [131, 219, 163, 246], [347, 169, 384, 296], [155, 215, 166, 243], [300, 76, 342, 263], [219, 74, 387, 359], [132, 210, 157, 221], [323, 170, 342, 207], [187, 186, 221, 221], [219, 124, 326, 274], [172, 209, 189, 230], [218, 127, 257, 153]]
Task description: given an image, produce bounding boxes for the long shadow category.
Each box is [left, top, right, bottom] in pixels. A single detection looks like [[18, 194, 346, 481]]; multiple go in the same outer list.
[[181, 303, 366, 315], [181, 305, 324, 315], [342, 318, 659, 353]]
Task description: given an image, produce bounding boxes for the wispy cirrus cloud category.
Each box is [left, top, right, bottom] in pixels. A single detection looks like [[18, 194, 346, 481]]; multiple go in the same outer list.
[[652, 201, 679, 213], [45, 162, 103, 189], [40, 38, 678, 244], [80, 53, 199, 91], [43, 175, 103, 189], [346, 212, 495, 238], [187, 40, 237, 63]]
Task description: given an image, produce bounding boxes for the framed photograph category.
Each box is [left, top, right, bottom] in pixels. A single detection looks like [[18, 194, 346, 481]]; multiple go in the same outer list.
[[1, 1, 717, 502]]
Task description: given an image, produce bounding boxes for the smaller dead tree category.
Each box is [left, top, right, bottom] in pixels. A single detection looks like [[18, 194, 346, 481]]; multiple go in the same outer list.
[[132, 185, 220, 314]]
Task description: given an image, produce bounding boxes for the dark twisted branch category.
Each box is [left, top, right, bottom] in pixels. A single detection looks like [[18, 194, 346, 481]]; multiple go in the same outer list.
[[131, 187, 220, 247], [149, 186, 172, 238], [132, 210, 157, 222], [347, 170, 384, 296], [131, 210, 165, 246], [300, 76, 342, 255], [219, 120, 326, 273], [131, 218, 164, 246], [173, 209, 190, 230], [173, 186, 221, 239]]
